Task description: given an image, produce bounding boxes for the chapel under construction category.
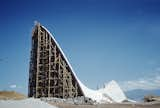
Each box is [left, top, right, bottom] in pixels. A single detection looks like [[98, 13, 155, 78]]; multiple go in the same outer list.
[[28, 23, 84, 98]]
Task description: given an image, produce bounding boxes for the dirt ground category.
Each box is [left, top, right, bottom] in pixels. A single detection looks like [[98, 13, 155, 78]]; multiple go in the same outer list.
[[49, 102, 160, 108], [0, 91, 26, 100], [0, 91, 159, 108]]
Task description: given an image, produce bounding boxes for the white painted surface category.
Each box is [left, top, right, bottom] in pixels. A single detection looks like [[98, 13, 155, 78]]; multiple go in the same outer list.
[[42, 25, 127, 103]]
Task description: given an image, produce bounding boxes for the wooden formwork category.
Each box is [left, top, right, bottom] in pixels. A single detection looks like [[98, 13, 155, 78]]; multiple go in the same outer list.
[[28, 23, 84, 98]]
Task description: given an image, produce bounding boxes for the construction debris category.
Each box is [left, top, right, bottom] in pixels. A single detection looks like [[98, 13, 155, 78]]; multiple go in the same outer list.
[[41, 96, 95, 105]]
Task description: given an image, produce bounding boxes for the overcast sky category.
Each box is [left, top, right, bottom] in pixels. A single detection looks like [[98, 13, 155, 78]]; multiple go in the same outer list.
[[0, 0, 160, 94]]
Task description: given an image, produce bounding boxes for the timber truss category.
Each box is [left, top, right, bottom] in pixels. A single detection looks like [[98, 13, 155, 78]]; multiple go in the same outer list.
[[28, 23, 84, 98]]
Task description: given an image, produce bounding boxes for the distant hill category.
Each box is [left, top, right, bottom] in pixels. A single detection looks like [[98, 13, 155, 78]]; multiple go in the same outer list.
[[0, 91, 26, 100], [125, 89, 160, 101]]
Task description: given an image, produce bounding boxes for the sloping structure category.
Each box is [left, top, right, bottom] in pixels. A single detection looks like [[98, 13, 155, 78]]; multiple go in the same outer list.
[[28, 23, 84, 98], [28, 22, 127, 103]]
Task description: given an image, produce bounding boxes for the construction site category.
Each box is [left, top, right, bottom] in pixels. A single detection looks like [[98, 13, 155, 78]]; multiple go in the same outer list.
[[27, 22, 160, 106], [28, 22, 130, 104], [1, 23, 160, 108]]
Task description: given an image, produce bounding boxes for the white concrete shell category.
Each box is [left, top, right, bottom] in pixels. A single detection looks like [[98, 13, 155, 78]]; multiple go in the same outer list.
[[42, 25, 127, 103]]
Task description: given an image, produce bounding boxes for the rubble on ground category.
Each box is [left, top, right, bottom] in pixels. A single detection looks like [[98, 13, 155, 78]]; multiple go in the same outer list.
[[41, 96, 96, 105], [144, 95, 160, 102]]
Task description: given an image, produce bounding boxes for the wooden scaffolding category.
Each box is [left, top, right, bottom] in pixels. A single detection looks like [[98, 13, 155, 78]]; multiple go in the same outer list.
[[28, 23, 84, 98]]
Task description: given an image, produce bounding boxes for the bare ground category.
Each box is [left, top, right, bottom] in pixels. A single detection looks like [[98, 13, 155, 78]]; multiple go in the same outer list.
[[49, 102, 160, 108], [0, 91, 26, 100], [0, 91, 159, 108]]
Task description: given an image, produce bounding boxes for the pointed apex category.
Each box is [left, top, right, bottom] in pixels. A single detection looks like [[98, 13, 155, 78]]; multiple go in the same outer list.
[[34, 21, 41, 27], [105, 80, 121, 90], [109, 80, 118, 85], [110, 80, 117, 83], [104, 80, 117, 88]]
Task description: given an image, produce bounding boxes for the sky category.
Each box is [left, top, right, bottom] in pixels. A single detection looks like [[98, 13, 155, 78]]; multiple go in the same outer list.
[[0, 0, 160, 95]]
